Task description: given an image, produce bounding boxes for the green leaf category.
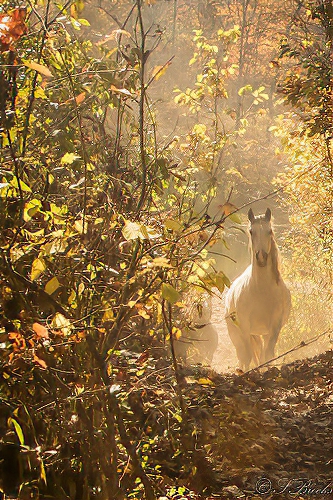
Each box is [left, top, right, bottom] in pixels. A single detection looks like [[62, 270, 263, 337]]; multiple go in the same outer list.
[[228, 212, 242, 224], [161, 283, 180, 304], [216, 271, 231, 292], [78, 17, 90, 26]]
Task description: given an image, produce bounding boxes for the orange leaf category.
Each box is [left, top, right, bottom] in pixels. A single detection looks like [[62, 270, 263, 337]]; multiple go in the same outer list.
[[33, 354, 47, 369], [8, 331, 26, 350], [8, 331, 19, 340], [218, 202, 238, 216], [33, 322, 49, 339], [0, 8, 27, 51], [23, 60, 54, 78], [75, 92, 86, 104]]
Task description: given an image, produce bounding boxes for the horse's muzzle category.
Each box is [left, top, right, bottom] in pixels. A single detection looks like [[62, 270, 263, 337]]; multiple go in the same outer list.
[[256, 250, 268, 267]]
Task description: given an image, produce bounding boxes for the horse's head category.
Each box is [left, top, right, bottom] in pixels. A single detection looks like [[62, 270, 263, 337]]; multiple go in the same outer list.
[[248, 208, 273, 267]]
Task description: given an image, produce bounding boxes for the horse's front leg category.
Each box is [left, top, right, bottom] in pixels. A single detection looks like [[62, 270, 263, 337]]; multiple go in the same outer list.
[[263, 326, 281, 364], [226, 319, 253, 371]]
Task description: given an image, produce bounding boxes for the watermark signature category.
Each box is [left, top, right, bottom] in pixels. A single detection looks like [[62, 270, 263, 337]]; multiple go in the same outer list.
[[255, 477, 333, 496]]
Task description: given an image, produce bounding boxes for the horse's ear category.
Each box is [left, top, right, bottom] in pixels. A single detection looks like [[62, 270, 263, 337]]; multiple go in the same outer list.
[[248, 208, 255, 222], [265, 208, 272, 221]]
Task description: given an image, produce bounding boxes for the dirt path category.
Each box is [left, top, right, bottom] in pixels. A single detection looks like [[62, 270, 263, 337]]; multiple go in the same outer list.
[[210, 292, 239, 373]]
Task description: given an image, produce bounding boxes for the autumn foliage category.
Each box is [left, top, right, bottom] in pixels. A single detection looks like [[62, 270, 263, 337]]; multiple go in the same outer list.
[[0, 0, 332, 498], [0, 8, 26, 52]]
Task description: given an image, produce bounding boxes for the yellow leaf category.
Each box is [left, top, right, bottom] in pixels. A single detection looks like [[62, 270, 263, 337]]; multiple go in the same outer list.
[[24, 198, 42, 222], [148, 257, 172, 268], [122, 221, 159, 241], [151, 62, 170, 81], [60, 152, 81, 165], [23, 60, 54, 78], [112, 29, 131, 37], [102, 307, 114, 322], [172, 327, 182, 340], [40, 459, 47, 485], [74, 219, 87, 234], [138, 308, 150, 319], [165, 219, 183, 232], [30, 257, 46, 281], [8, 417, 25, 445], [197, 377, 214, 386], [45, 277, 61, 295], [34, 86, 47, 99], [10, 177, 31, 192]]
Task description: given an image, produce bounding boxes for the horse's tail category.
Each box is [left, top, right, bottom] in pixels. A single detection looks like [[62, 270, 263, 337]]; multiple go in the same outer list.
[[251, 335, 263, 367]]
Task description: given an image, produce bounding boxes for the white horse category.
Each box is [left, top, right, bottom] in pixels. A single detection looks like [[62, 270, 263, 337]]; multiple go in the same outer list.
[[225, 208, 291, 371]]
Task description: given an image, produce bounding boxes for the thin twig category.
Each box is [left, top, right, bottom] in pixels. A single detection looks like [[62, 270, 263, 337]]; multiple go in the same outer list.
[[242, 328, 332, 375]]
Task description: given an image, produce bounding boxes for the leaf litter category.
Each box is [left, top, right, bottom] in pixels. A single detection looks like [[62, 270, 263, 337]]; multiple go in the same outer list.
[[138, 349, 333, 499]]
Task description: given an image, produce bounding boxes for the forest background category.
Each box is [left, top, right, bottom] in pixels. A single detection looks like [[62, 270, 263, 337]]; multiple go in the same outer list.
[[0, 0, 332, 498]]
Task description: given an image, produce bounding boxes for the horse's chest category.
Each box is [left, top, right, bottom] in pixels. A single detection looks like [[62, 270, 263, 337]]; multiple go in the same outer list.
[[239, 284, 283, 334]]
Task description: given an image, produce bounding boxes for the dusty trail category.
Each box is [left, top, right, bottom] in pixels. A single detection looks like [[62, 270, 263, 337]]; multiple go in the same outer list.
[[210, 293, 239, 373]]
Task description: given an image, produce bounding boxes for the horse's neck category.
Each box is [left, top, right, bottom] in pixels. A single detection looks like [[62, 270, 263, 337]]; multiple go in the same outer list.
[[251, 238, 281, 285]]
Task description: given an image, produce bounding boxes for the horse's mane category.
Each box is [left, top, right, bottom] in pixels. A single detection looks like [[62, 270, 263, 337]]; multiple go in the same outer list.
[[270, 233, 281, 284]]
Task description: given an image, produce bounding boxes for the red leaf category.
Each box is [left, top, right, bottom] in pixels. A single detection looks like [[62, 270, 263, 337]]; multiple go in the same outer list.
[[33, 322, 49, 339], [137, 351, 149, 365]]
